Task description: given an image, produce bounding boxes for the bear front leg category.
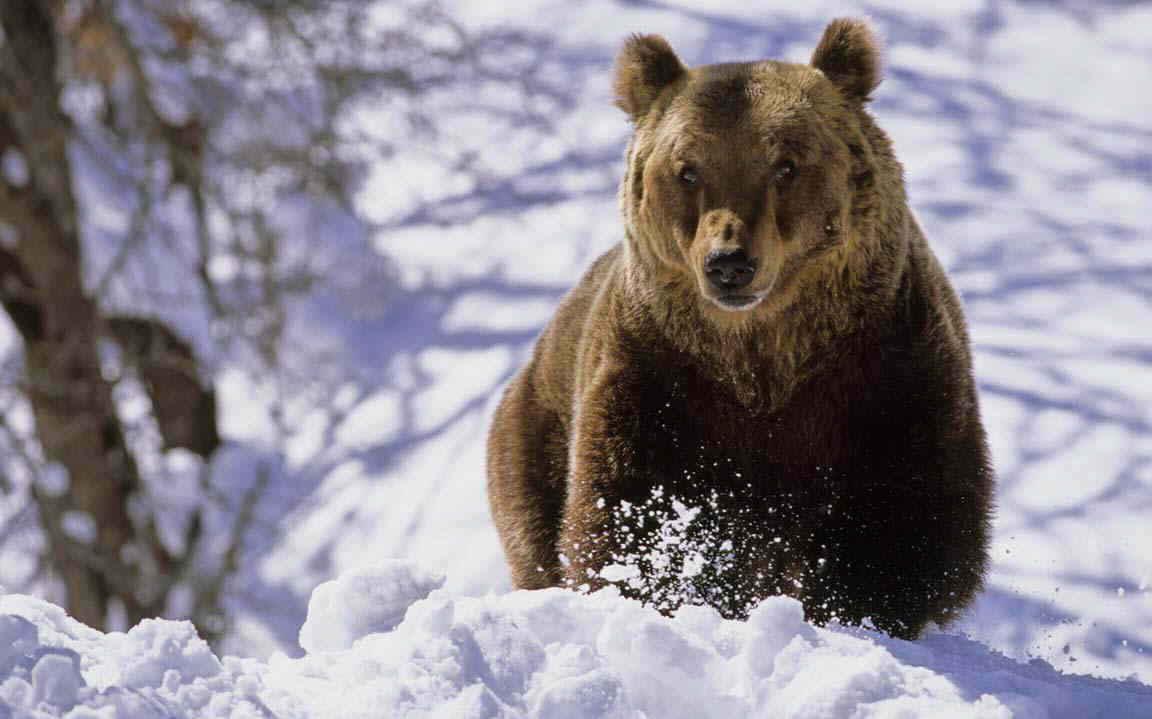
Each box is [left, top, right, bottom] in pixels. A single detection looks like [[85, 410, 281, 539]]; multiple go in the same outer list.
[[810, 481, 991, 639], [487, 371, 568, 589], [556, 473, 617, 591], [556, 364, 639, 591]]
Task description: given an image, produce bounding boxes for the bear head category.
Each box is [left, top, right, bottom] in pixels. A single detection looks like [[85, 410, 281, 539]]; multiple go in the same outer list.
[[615, 19, 898, 324]]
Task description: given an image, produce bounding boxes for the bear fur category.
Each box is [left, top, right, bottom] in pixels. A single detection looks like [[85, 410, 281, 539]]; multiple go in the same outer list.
[[487, 18, 994, 639]]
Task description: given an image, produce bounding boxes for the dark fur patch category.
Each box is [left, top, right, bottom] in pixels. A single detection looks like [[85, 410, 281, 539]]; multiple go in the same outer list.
[[689, 64, 755, 118]]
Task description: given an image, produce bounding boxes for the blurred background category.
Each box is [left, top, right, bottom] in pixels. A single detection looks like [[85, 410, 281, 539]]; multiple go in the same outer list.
[[1, 0, 1149, 683]]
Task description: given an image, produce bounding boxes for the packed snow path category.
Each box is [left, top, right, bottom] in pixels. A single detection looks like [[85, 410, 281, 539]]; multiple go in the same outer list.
[[3, 561, 1151, 718]]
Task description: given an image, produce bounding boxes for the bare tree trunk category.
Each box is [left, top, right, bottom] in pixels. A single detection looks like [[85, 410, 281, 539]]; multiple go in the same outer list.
[[0, 0, 147, 629]]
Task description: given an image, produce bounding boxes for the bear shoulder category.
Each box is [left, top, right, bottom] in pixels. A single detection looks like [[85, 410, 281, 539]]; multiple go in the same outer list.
[[528, 245, 627, 414]]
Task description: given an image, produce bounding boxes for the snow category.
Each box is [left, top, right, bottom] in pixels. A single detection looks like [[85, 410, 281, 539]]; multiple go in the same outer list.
[[297, 561, 445, 653], [1, 147, 28, 188], [3, 562, 1152, 717]]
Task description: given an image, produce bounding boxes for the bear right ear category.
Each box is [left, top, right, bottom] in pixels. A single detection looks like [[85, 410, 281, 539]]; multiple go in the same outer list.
[[810, 18, 882, 102], [613, 34, 686, 121]]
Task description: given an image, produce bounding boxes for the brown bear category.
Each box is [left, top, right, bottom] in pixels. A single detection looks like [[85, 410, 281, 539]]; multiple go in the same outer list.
[[487, 18, 994, 639]]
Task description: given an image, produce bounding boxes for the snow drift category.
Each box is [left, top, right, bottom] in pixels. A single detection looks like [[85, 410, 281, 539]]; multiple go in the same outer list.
[[1, 560, 1150, 718]]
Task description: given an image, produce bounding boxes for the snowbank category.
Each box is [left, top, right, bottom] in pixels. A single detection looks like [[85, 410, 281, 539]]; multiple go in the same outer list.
[[1, 561, 1150, 718]]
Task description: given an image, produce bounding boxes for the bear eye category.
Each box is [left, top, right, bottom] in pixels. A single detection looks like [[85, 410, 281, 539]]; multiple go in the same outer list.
[[678, 165, 699, 186], [773, 160, 796, 188]]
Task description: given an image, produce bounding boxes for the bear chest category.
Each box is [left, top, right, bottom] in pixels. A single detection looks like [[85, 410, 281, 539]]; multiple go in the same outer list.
[[613, 346, 907, 504]]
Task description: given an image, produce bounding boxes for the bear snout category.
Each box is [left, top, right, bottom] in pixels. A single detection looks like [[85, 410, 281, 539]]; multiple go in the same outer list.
[[704, 249, 758, 291]]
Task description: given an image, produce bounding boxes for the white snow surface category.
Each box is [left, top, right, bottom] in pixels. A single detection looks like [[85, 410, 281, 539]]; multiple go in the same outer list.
[[3, 560, 1152, 718]]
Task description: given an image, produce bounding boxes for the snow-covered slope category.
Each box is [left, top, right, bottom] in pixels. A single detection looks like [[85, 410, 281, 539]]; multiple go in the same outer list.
[[3, 562, 1151, 718]]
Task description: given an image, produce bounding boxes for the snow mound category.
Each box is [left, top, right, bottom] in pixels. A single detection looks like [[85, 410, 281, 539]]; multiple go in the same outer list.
[[298, 559, 445, 653], [3, 564, 1152, 718]]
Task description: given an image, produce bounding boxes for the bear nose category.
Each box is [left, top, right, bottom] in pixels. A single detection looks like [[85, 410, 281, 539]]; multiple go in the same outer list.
[[704, 249, 757, 290]]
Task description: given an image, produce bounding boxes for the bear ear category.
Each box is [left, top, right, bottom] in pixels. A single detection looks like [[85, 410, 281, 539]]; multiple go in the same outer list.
[[614, 34, 686, 121], [810, 18, 882, 102]]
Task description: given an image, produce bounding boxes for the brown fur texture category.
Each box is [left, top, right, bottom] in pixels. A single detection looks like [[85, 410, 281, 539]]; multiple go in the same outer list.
[[487, 18, 994, 639]]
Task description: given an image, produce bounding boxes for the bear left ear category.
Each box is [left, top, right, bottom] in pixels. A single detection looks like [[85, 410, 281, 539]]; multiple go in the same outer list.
[[810, 18, 882, 102], [614, 34, 686, 121]]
